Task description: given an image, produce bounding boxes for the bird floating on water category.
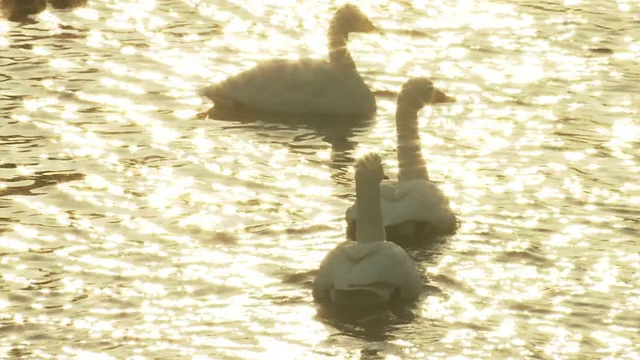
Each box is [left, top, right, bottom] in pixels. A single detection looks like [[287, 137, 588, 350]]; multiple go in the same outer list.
[[313, 153, 422, 312], [345, 78, 458, 246], [201, 4, 378, 119]]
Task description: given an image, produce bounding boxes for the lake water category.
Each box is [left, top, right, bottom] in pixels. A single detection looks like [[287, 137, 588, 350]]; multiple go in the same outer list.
[[1, 0, 639, 359]]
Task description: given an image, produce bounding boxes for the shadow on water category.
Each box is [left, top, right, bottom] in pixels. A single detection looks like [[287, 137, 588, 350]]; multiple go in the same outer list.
[[205, 107, 376, 187], [313, 282, 445, 353], [315, 301, 418, 343]]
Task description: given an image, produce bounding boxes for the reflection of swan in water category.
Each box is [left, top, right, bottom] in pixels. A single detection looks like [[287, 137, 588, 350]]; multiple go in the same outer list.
[[1, 0, 46, 21], [313, 154, 422, 311], [209, 108, 374, 187], [200, 4, 378, 118], [345, 78, 458, 246]]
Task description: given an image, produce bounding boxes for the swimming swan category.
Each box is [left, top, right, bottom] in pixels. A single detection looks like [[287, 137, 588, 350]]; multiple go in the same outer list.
[[200, 4, 378, 118], [313, 153, 422, 308], [345, 78, 458, 244]]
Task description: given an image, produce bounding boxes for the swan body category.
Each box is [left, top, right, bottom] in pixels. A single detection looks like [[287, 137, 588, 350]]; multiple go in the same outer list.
[[345, 78, 458, 243], [201, 4, 377, 118], [313, 154, 422, 308]]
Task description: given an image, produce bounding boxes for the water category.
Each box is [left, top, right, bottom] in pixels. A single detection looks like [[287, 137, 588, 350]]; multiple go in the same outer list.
[[1, 0, 639, 358]]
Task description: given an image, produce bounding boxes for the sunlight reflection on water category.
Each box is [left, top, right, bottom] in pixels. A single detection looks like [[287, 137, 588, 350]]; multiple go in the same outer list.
[[1, 0, 639, 358]]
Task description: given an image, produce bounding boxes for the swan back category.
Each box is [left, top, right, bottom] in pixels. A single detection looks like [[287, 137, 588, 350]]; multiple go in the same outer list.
[[396, 78, 454, 182], [312, 241, 422, 306], [313, 154, 422, 307], [379, 179, 458, 232]]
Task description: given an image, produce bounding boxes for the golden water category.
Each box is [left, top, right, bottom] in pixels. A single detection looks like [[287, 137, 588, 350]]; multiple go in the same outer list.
[[1, 0, 639, 358]]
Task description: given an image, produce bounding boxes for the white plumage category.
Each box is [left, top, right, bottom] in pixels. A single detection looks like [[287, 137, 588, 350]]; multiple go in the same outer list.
[[200, 5, 377, 118], [377, 178, 457, 232], [313, 154, 422, 307], [345, 78, 458, 242]]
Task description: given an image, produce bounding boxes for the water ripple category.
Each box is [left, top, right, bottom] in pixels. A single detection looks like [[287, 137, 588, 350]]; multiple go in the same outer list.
[[0, 0, 639, 358]]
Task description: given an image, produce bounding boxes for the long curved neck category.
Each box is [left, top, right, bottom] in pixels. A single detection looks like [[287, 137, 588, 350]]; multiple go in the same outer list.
[[328, 28, 356, 70], [355, 173, 385, 243], [396, 105, 429, 182]]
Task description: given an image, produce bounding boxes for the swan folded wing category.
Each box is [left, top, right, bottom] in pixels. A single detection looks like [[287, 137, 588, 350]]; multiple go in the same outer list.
[[379, 180, 397, 200], [313, 242, 422, 304], [313, 241, 351, 302], [202, 59, 374, 115], [381, 179, 457, 230]]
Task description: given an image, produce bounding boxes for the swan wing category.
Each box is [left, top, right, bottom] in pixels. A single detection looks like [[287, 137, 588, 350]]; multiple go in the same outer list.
[[313, 241, 351, 303], [381, 179, 457, 231], [379, 179, 398, 200]]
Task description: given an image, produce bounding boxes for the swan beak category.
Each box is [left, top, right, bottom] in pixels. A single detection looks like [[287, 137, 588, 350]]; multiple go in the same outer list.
[[432, 88, 456, 103], [363, 21, 380, 34], [371, 26, 383, 35]]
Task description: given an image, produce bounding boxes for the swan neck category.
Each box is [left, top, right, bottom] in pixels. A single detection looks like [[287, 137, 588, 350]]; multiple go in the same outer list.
[[396, 106, 429, 182], [355, 174, 386, 243], [328, 29, 356, 69]]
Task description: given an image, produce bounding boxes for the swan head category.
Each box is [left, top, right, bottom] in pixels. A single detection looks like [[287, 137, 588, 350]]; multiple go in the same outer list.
[[331, 4, 377, 34], [397, 78, 455, 111], [356, 153, 384, 184]]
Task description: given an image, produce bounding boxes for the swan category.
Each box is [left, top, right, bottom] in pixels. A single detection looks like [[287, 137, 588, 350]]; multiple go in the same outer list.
[[200, 4, 378, 118], [313, 153, 422, 309], [345, 78, 458, 244], [1, 0, 46, 21]]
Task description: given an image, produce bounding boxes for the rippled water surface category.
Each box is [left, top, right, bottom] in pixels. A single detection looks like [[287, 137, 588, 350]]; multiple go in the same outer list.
[[1, 0, 639, 358]]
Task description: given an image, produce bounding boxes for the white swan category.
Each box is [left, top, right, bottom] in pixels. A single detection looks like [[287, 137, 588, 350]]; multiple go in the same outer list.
[[313, 153, 422, 308], [200, 4, 377, 118], [345, 78, 458, 243]]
